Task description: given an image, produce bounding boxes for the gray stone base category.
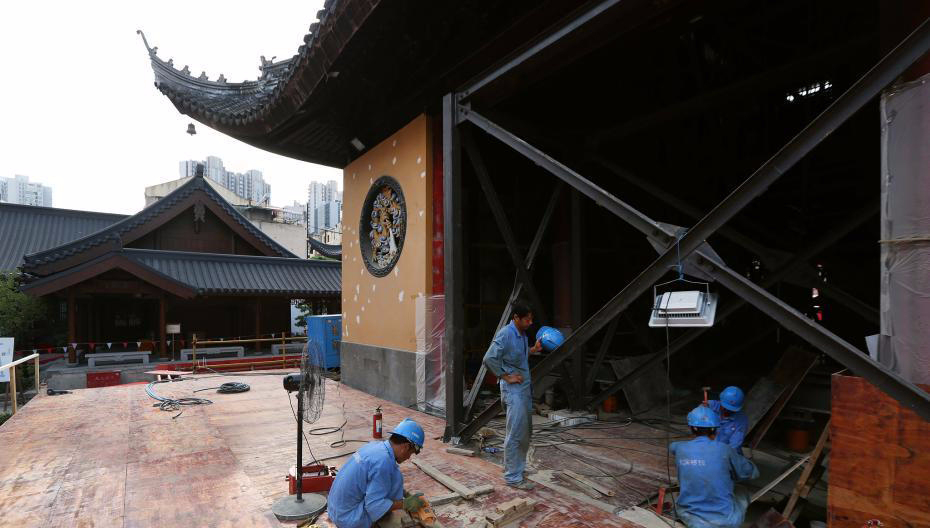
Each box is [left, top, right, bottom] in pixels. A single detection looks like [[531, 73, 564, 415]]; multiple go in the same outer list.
[[339, 341, 418, 407]]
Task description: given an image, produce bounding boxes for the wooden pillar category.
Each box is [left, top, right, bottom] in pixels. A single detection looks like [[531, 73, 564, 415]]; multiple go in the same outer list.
[[67, 289, 76, 364], [255, 297, 262, 343], [159, 295, 167, 360]]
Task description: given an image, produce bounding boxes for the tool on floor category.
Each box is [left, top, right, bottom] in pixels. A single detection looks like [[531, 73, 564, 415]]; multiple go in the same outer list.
[[373, 405, 383, 439], [404, 496, 441, 528], [46, 388, 71, 395]]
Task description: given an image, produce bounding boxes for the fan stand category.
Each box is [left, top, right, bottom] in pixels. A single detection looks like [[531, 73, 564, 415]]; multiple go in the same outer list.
[[273, 391, 327, 521]]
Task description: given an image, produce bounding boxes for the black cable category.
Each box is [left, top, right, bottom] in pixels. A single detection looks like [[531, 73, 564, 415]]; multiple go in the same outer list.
[[194, 381, 250, 394], [145, 379, 213, 419]]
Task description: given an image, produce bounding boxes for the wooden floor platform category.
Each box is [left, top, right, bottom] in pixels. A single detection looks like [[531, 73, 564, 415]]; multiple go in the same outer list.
[[0, 372, 675, 527]]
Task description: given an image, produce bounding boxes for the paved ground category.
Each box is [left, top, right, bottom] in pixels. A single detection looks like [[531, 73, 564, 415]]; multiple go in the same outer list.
[[0, 371, 670, 527]]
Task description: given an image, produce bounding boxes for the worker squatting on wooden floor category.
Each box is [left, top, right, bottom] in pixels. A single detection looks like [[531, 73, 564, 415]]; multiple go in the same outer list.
[[327, 419, 441, 528]]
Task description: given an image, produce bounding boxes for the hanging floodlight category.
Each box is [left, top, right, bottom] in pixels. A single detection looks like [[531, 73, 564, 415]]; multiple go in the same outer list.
[[648, 280, 718, 328]]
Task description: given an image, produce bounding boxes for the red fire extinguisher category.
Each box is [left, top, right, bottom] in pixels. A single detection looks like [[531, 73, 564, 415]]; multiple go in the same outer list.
[[373, 406, 383, 439]]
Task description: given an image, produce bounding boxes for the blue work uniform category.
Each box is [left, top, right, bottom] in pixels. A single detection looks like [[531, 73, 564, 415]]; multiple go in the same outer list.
[[482, 321, 532, 484], [328, 440, 404, 528], [708, 400, 749, 451], [670, 436, 759, 528]]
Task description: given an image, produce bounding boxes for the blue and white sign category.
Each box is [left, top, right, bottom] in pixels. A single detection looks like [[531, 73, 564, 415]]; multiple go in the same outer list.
[[0, 338, 13, 383]]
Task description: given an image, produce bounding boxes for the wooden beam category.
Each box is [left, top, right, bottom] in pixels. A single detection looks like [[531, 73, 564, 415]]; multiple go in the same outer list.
[[750, 456, 810, 503], [782, 420, 830, 518], [411, 459, 475, 499], [562, 469, 615, 496]]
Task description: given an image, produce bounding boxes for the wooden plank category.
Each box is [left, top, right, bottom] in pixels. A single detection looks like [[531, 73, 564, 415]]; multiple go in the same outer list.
[[429, 485, 494, 507], [829, 374, 930, 528], [445, 447, 476, 457], [411, 458, 475, 499], [782, 420, 830, 518], [528, 470, 616, 513], [563, 469, 615, 496], [553, 471, 604, 499], [486, 498, 536, 527]]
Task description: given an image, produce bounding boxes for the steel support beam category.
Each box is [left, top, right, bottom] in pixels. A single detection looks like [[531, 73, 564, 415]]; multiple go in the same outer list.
[[443, 93, 465, 440], [462, 129, 548, 322], [586, 201, 877, 409], [457, 18, 930, 438], [458, 0, 622, 100], [696, 255, 930, 421], [584, 315, 621, 395], [462, 183, 564, 419]]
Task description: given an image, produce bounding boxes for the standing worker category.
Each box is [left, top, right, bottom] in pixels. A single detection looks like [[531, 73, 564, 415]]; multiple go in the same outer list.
[[670, 406, 759, 528], [328, 419, 429, 528], [707, 386, 748, 452], [482, 300, 542, 490]]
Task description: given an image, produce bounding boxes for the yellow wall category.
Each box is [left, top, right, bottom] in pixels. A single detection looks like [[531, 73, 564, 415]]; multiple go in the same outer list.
[[341, 115, 432, 352]]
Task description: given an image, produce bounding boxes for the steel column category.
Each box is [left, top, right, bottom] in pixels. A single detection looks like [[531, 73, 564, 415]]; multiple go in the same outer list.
[[443, 93, 465, 440], [458, 18, 930, 438]]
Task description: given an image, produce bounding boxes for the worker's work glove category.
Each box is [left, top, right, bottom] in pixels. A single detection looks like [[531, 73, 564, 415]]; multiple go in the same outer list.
[[403, 492, 425, 512]]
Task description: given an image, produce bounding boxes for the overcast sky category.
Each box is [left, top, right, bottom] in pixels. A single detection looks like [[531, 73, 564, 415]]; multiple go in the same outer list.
[[0, 0, 340, 214]]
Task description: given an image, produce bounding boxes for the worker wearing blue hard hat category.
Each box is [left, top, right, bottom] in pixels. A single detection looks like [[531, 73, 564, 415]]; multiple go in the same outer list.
[[482, 299, 543, 490], [707, 386, 748, 452], [670, 405, 759, 528], [328, 418, 429, 528]]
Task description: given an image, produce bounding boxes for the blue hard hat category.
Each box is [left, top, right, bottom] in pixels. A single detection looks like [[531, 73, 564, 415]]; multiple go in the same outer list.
[[687, 405, 721, 428], [390, 418, 425, 450], [720, 386, 745, 412], [536, 326, 565, 351]]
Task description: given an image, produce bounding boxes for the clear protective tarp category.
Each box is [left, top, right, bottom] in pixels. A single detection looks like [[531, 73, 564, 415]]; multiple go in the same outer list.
[[879, 75, 930, 384], [415, 294, 445, 414]]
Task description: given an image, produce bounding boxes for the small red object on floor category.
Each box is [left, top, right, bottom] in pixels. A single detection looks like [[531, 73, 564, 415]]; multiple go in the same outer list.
[[287, 465, 337, 494], [86, 371, 121, 388]]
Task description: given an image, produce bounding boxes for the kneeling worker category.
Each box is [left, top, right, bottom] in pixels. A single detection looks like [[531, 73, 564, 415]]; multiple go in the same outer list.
[[670, 406, 759, 528], [708, 386, 748, 451], [328, 418, 427, 528]]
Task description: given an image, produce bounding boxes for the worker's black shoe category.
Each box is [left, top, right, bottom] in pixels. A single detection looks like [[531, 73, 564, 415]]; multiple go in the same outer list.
[[506, 480, 535, 490]]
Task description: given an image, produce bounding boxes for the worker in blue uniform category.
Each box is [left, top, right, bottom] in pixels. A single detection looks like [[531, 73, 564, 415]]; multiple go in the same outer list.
[[328, 419, 427, 528], [707, 386, 749, 451], [482, 299, 542, 490], [670, 406, 759, 528]]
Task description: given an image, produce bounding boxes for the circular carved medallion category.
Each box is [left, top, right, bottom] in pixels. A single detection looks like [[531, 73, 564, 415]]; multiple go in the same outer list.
[[359, 176, 406, 277]]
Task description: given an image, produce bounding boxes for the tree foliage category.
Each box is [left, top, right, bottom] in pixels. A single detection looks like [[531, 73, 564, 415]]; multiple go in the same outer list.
[[0, 273, 47, 344]]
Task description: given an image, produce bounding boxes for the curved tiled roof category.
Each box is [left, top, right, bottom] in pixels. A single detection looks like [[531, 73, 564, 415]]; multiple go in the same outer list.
[[0, 204, 127, 271], [308, 237, 342, 260], [139, 0, 362, 127], [125, 249, 340, 296], [22, 249, 341, 297], [22, 175, 296, 271]]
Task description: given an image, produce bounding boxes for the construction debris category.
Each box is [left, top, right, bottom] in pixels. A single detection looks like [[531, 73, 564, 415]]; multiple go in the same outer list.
[[429, 485, 494, 506], [445, 447, 477, 457], [554, 471, 603, 499], [562, 469, 615, 497], [485, 498, 536, 527]]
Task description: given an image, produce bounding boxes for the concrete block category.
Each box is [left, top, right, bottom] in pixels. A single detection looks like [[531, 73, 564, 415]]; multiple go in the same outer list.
[[340, 341, 418, 406]]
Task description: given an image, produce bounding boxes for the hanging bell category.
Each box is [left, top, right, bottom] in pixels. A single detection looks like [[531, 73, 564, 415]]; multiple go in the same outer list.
[[186, 123, 197, 135]]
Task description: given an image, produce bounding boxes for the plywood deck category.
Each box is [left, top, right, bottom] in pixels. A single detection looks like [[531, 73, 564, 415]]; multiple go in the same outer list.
[[0, 372, 669, 527]]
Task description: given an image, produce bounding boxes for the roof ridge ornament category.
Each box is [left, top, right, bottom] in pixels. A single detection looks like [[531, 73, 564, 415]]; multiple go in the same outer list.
[[136, 30, 158, 57]]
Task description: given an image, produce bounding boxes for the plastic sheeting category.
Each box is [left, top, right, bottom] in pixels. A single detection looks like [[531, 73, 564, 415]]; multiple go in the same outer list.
[[879, 74, 930, 385], [415, 294, 446, 414]]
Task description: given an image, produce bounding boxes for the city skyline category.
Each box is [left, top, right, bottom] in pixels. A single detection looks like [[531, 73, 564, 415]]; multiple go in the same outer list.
[[180, 156, 272, 205]]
